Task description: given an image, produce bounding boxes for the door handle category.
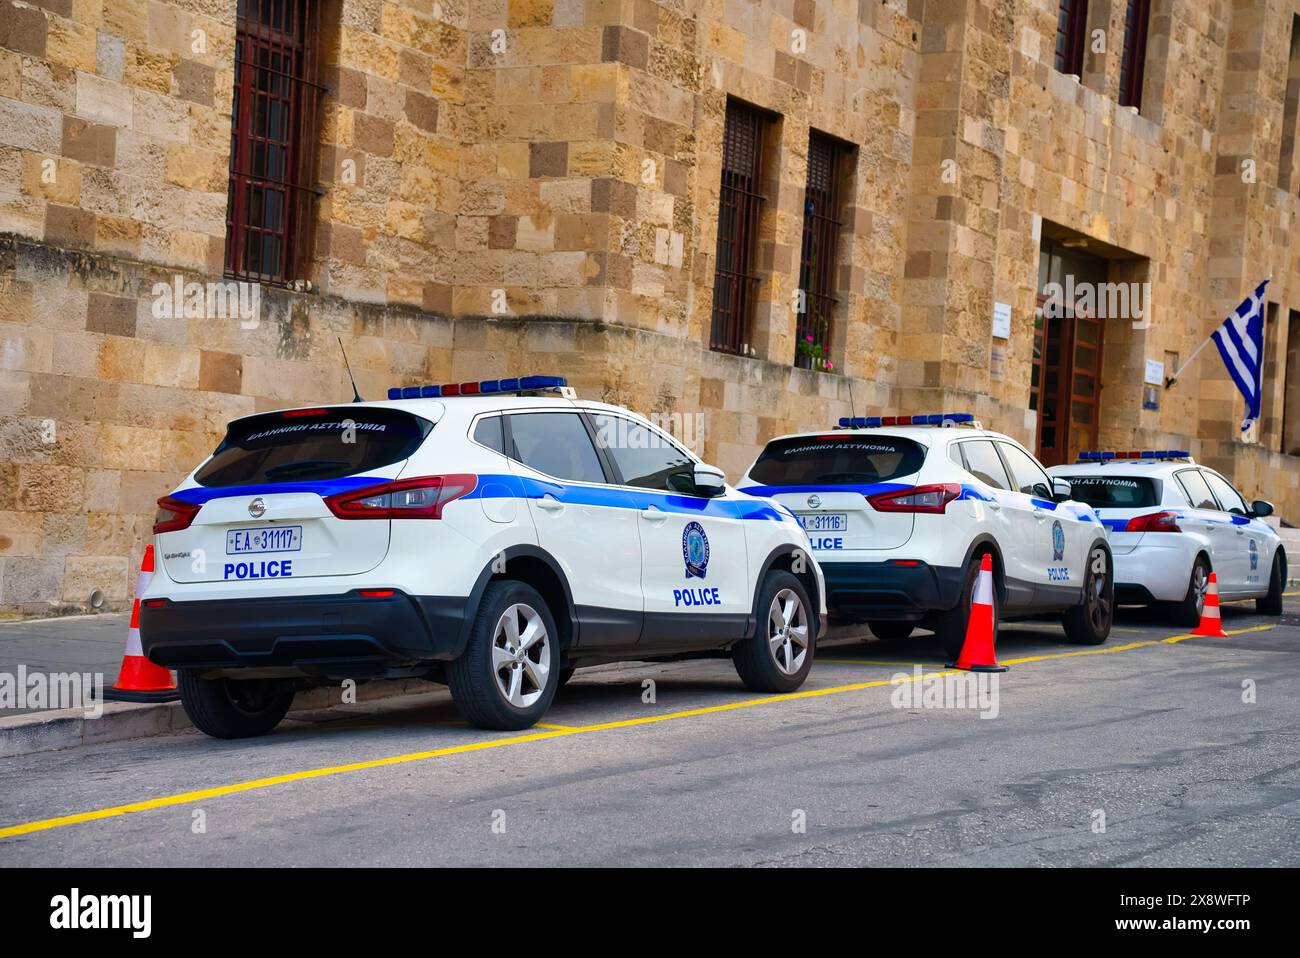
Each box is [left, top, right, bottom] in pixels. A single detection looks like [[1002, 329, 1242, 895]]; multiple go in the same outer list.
[[640, 507, 668, 525], [536, 495, 564, 513], [1032, 508, 1046, 519], [987, 502, 1001, 511]]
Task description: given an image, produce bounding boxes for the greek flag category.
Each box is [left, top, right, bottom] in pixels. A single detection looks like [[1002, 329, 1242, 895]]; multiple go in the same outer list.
[[1211, 279, 1269, 432]]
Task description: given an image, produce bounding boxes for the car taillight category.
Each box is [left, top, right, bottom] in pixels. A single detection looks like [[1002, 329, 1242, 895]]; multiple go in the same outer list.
[[154, 496, 200, 534], [1124, 511, 1181, 533], [867, 483, 961, 514], [324, 475, 477, 519]]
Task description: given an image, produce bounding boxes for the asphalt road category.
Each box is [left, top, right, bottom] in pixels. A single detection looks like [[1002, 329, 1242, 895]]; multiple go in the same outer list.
[[1, 596, 1297, 867]]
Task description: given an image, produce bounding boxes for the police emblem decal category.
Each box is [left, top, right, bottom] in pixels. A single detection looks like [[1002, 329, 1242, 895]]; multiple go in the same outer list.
[[1250, 538, 1258, 572], [1051, 519, 1065, 563], [682, 521, 710, 579]]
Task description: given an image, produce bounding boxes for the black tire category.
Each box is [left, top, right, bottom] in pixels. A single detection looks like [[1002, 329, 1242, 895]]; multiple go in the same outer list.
[[177, 672, 295, 740], [1169, 554, 1210, 627], [1257, 550, 1286, 616], [868, 620, 914, 641], [447, 580, 561, 730], [1062, 543, 1113, 645], [733, 571, 816, 693], [933, 555, 998, 663]]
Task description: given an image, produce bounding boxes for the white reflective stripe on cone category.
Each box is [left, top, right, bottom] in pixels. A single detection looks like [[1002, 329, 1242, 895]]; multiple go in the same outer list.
[[124, 624, 144, 657], [973, 568, 994, 606]]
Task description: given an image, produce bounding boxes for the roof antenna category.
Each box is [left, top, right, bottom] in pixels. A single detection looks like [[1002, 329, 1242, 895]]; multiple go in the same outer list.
[[337, 336, 363, 403], [846, 376, 857, 424]]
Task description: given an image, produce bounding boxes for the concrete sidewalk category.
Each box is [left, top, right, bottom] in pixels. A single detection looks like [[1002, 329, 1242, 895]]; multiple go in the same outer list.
[[0, 613, 128, 715]]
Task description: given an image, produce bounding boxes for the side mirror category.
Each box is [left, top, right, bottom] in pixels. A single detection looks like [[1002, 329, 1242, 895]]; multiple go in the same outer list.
[[1051, 478, 1072, 503], [692, 462, 727, 498], [1252, 499, 1274, 518]]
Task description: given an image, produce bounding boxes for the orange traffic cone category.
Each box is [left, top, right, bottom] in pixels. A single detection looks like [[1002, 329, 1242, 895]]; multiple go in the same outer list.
[[948, 553, 1008, 672], [1191, 571, 1229, 638], [103, 545, 179, 703]]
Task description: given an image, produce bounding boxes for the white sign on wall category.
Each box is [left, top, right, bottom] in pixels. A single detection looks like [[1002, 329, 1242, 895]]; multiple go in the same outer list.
[[1144, 358, 1165, 386], [992, 302, 1012, 339]]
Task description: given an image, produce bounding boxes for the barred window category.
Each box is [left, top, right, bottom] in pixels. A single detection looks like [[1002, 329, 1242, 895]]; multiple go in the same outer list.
[[225, 0, 324, 286], [1118, 0, 1150, 109], [795, 132, 850, 372], [1054, 0, 1088, 75], [710, 100, 770, 355]]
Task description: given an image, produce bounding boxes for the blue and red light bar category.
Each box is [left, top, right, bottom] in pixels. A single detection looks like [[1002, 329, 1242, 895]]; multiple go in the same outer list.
[[388, 375, 567, 401], [837, 413, 975, 428], [1076, 450, 1191, 462]]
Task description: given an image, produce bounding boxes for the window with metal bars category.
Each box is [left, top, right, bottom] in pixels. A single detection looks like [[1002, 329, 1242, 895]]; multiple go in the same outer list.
[[795, 132, 849, 371], [225, 0, 324, 286], [710, 100, 769, 355], [1054, 0, 1088, 76], [1118, 0, 1150, 109]]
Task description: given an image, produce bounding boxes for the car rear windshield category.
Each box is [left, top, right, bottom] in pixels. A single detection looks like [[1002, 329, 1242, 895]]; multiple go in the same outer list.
[[1058, 474, 1158, 508], [749, 435, 926, 485], [194, 408, 433, 488]]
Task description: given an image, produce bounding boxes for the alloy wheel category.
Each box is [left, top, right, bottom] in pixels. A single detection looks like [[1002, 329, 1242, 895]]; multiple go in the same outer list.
[[1086, 548, 1112, 632], [768, 588, 809, 676], [491, 603, 551, 708]]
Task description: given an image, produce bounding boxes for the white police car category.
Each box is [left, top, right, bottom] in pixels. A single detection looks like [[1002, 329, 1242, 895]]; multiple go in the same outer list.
[[140, 376, 824, 737], [1047, 451, 1286, 625], [738, 414, 1114, 660]]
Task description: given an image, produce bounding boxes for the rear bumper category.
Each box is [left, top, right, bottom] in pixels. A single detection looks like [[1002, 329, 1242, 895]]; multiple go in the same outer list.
[[1112, 541, 1196, 603], [140, 590, 468, 680], [819, 560, 964, 621]]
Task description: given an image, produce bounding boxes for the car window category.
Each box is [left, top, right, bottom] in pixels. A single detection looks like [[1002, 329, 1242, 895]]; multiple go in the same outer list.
[[1055, 474, 1159, 508], [997, 442, 1053, 499], [589, 414, 695, 492], [473, 415, 505, 454], [957, 440, 1011, 491], [195, 408, 432, 487], [1202, 471, 1249, 516], [749, 435, 927, 485], [1175, 469, 1219, 511], [506, 412, 606, 484]]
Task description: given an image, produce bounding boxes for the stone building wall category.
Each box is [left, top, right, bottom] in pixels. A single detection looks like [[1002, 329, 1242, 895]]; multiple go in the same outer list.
[[2, 0, 1300, 615]]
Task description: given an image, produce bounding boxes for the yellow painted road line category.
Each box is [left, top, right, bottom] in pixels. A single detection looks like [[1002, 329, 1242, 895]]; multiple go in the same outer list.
[[0, 624, 1278, 842], [535, 723, 576, 731]]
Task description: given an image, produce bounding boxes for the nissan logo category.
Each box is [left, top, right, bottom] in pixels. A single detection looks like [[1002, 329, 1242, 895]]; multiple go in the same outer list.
[[806, 494, 821, 509], [248, 497, 266, 518]]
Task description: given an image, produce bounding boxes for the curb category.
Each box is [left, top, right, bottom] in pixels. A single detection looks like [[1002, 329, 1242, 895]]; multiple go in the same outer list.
[[0, 678, 435, 759]]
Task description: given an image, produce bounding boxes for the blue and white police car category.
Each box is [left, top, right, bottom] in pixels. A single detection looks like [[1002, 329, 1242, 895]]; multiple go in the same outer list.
[[738, 414, 1114, 660], [1047, 451, 1286, 625], [140, 376, 824, 737]]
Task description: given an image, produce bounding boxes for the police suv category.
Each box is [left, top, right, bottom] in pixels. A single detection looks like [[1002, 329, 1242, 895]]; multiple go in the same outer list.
[[738, 414, 1114, 660], [1047, 451, 1286, 625], [139, 376, 824, 737]]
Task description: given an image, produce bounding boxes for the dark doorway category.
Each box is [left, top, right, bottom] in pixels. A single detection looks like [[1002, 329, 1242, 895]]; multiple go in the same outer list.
[[1034, 240, 1108, 466]]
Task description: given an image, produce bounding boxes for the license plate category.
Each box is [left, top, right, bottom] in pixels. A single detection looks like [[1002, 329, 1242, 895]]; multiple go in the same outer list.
[[797, 513, 848, 533], [226, 525, 302, 555]]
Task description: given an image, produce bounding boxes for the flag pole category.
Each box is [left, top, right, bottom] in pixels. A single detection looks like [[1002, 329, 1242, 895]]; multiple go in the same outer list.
[[1164, 335, 1215, 390]]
